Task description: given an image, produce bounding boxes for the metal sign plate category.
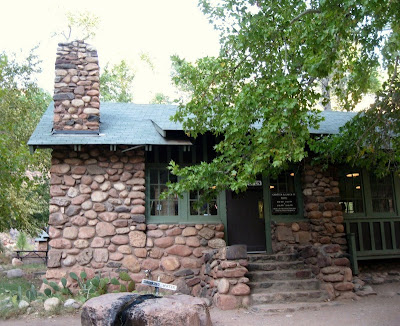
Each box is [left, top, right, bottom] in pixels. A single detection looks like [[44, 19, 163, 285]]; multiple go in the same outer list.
[[141, 279, 177, 291]]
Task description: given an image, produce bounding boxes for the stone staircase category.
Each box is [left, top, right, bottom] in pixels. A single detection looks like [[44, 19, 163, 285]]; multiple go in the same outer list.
[[247, 253, 329, 309]]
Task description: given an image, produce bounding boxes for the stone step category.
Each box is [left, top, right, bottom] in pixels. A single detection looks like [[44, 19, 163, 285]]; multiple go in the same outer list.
[[251, 289, 329, 305], [248, 253, 300, 263], [247, 269, 313, 282], [247, 260, 306, 272], [249, 301, 341, 314], [249, 279, 321, 293]]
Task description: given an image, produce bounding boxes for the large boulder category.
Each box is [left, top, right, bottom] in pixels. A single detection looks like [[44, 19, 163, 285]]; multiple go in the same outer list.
[[122, 294, 212, 326], [81, 293, 212, 326], [81, 293, 140, 326]]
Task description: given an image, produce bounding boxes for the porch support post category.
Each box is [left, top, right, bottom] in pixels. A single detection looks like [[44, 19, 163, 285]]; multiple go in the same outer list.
[[346, 233, 359, 275]]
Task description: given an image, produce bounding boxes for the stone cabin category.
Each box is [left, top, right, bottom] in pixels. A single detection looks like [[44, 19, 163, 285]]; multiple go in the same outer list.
[[28, 41, 400, 309]]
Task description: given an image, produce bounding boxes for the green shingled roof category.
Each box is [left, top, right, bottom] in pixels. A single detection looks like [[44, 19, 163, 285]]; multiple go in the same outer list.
[[28, 103, 357, 147]]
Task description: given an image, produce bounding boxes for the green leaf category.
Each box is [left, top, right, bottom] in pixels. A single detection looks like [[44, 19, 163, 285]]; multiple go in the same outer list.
[[80, 271, 87, 280], [110, 278, 120, 286], [119, 272, 132, 282], [49, 282, 60, 291], [69, 272, 78, 281], [90, 277, 100, 288], [127, 281, 135, 292]]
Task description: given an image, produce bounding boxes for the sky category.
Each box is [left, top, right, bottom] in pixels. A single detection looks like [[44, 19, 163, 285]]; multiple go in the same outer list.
[[0, 0, 220, 103]]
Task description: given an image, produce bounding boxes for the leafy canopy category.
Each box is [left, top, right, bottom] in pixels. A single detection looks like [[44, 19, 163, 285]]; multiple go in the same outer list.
[[0, 50, 51, 233], [100, 60, 135, 103], [167, 0, 400, 198]]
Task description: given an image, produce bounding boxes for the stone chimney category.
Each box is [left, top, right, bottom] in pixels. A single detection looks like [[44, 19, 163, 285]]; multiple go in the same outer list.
[[53, 40, 100, 133]]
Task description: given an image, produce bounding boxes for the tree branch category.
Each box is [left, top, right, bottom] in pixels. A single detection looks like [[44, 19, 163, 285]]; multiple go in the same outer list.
[[290, 9, 321, 24]]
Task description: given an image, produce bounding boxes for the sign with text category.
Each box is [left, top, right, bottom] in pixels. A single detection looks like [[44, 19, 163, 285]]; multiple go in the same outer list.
[[271, 193, 297, 215], [141, 279, 177, 291], [248, 180, 262, 187]]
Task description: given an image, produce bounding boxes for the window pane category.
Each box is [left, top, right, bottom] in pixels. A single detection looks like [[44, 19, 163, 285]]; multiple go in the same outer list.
[[150, 169, 158, 184], [149, 168, 179, 217], [209, 201, 218, 215], [172, 200, 179, 216], [150, 200, 156, 215], [190, 190, 217, 216], [150, 185, 157, 199], [169, 173, 177, 183], [370, 174, 395, 213], [190, 191, 198, 200], [339, 171, 364, 214], [160, 170, 168, 184]]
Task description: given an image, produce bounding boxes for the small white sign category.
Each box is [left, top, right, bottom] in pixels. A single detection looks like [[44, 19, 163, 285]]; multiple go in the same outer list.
[[248, 180, 262, 186], [141, 279, 177, 291]]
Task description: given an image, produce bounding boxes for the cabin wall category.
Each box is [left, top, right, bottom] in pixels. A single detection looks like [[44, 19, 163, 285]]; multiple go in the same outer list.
[[46, 145, 250, 306]]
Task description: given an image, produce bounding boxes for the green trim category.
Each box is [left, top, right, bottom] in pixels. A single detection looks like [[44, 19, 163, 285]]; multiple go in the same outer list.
[[262, 176, 273, 254], [393, 174, 400, 213], [346, 233, 359, 275], [345, 216, 400, 259]]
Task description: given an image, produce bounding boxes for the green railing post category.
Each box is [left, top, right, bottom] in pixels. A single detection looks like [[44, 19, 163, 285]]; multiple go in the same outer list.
[[347, 233, 359, 275]]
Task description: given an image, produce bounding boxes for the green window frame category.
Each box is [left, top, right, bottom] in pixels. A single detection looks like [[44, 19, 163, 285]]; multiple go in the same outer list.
[[146, 165, 226, 224], [264, 170, 304, 222], [339, 168, 400, 219]]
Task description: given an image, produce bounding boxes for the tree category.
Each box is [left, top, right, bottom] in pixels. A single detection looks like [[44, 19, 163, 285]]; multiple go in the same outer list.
[[100, 60, 135, 102], [151, 92, 172, 105], [166, 0, 399, 198], [0, 50, 51, 233], [60, 11, 100, 41]]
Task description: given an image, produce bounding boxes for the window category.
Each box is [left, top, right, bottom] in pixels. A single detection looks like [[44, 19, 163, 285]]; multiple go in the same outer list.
[[146, 166, 225, 223], [190, 191, 218, 216], [370, 174, 395, 213], [149, 168, 178, 216], [339, 169, 399, 217], [339, 171, 364, 214]]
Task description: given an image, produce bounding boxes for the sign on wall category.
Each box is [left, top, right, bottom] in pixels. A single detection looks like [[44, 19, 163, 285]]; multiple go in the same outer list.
[[271, 193, 297, 214]]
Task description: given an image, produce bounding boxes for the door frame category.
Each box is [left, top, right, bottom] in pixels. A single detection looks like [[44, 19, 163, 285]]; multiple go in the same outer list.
[[262, 175, 273, 254], [225, 176, 273, 253]]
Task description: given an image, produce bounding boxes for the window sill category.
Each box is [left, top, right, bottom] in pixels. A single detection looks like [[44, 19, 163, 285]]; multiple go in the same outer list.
[[147, 216, 224, 224]]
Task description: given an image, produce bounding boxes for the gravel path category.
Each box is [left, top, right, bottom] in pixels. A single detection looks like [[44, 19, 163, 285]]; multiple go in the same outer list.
[[1, 282, 399, 326]]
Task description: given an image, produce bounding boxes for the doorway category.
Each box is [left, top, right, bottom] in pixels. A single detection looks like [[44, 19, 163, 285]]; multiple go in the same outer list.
[[226, 186, 267, 252]]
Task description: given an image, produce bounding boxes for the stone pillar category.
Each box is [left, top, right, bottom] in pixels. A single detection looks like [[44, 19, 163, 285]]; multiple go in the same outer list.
[[270, 163, 347, 254], [53, 41, 100, 132], [302, 164, 347, 250]]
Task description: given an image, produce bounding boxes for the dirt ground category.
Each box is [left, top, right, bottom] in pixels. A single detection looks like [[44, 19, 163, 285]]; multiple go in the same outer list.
[[0, 282, 399, 326]]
